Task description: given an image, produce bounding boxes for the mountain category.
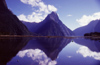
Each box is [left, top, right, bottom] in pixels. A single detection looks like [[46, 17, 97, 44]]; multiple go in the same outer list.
[[0, 0, 30, 35], [22, 21, 38, 34], [21, 12, 73, 60], [22, 12, 73, 36], [94, 20, 100, 32], [73, 20, 100, 36], [22, 37, 71, 60]]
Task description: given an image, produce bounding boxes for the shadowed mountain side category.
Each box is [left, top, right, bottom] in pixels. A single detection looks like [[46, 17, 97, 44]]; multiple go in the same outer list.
[[73, 20, 100, 36], [0, 37, 30, 65], [22, 12, 74, 36], [74, 38, 100, 52], [22, 19, 64, 36], [94, 20, 100, 32], [35, 19, 64, 36], [0, 0, 30, 35], [21, 22, 38, 33], [0, 0, 8, 11], [39, 12, 74, 36], [22, 38, 71, 60]]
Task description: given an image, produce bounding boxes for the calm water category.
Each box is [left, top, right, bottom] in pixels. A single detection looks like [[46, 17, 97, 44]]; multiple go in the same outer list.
[[0, 37, 100, 65]]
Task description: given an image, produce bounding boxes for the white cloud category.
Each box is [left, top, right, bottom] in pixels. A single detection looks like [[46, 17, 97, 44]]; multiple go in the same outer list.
[[17, 49, 57, 65], [76, 12, 100, 26], [48, 61, 57, 65], [77, 46, 100, 60], [20, 0, 41, 7], [48, 5, 57, 12], [18, 0, 57, 23], [18, 14, 28, 21], [67, 14, 72, 17]]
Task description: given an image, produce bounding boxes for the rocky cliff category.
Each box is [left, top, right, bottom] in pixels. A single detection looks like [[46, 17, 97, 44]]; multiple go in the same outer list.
[[0, 0, 30, 35]]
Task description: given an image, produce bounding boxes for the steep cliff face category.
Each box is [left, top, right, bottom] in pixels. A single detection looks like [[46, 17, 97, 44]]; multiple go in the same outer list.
[[0, 0, 30, 35], [22, 12, 73, 36], [35, 12, 73, 36], [44, 12, 73, 36], [35, 18, 65, 36]]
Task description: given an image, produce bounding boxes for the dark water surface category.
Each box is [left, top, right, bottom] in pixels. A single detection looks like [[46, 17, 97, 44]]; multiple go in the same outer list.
[[0, 37, 100, 65]]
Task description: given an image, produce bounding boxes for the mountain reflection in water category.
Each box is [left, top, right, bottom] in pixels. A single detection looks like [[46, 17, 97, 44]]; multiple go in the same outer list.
[[74, 38, 100, 52], [0, 37, 30, 65], [0, 37, 100, 65], [7, 37, 71, 65]]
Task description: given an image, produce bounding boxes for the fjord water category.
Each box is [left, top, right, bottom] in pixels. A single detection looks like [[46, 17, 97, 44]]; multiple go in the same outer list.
[[1, 37, 100, 65]]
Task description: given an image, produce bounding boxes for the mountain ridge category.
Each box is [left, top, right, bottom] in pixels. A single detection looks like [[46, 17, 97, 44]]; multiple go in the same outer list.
[[0, 0, 30, 35], [22, 11, 74, 36], [73, 20, 100, 36]]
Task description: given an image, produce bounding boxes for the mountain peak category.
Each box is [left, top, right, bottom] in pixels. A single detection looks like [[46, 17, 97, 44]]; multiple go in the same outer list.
[[50, 11, 57, 15], [49, 11, 58, 17], [45, 11, 59, 22]]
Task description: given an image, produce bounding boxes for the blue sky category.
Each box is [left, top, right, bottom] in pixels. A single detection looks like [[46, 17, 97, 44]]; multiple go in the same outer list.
[[6, 0, 100, 30]]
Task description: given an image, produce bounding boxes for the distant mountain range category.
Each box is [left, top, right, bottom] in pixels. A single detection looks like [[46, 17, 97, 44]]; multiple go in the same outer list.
[[22, 12, 74, 36], [74, 20, 100, 36]]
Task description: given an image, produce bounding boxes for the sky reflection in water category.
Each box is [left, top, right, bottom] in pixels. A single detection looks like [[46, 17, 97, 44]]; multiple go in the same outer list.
[[6, 38, 100, 65]]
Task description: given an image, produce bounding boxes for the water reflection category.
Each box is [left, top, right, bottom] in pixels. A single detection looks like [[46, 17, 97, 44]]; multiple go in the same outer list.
[[36, 37, 71, 60], [2, 37, 100, 65], [74, 38, 100, 52], [77, 46, 100, 60], [17, 49, 57, 65], [7, 37, 71, 65], [74, 38, 100, 60], [22, 37, 71, 60], [0, 37, 30, 65]]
